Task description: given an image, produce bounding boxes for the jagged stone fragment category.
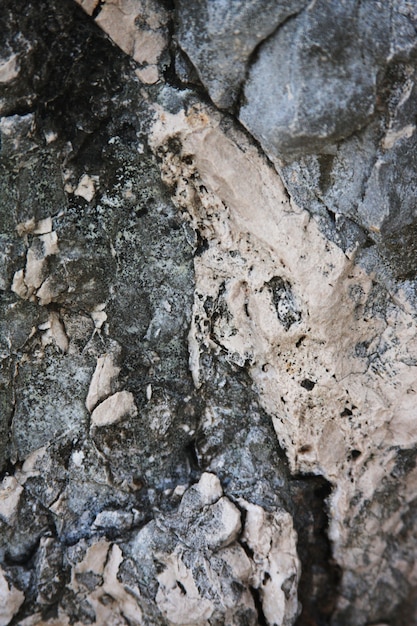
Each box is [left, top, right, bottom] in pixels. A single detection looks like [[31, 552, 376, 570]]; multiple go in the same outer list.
[[90, 390, 137, 427]]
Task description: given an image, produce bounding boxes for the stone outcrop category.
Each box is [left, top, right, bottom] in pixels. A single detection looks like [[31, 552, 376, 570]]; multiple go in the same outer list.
[[1, 1, 417, 625]]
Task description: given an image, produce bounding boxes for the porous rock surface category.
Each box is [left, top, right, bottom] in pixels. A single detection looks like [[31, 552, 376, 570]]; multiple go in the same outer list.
[[0, 1, 417, 625]]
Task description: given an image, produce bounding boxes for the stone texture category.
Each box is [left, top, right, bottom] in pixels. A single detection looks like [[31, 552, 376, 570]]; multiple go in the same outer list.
[[75, 0, 170, 84], [176, 0, 308, 109], [1, 1, 417, 625], [149, 91, 417, 625], [238, 0, 417, 281]]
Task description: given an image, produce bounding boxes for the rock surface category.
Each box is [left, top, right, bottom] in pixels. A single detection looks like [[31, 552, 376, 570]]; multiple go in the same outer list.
[[176, 0, 308, 109], [1, 1, 417, 625]]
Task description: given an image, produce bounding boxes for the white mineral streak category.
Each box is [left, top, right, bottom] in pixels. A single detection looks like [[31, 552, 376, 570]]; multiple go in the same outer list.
[[241, 501, 301, 625], [146, 382, 152, 401], [0, 476, 23, 523], [75, 0, 168, 84], [12, 225, 59, 304], [90, 390, 137, 426], [90, 302, 107, 330], [149, 100, 417, 609], [85, 351, 121, 412], [0, 54, 19, 83], [0, 566, 24, 626], [74, 173, 97, 202]]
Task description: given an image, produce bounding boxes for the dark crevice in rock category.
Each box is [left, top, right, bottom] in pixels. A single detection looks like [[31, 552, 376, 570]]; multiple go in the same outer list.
[[318, 154, 336, 192], [91, 0, 105, 19], [290, 475, 342, 626], [250, 585, 269, 626], [166, 3, 219, 106], [163, 2, 186, 91]]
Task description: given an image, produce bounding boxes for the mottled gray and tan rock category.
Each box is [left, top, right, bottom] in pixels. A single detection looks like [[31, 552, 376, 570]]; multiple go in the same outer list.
[[75, 0, 170, 84], [2, 1, 417, 625], [149, 93, 417, 624], [0, 476, 23, 523], [241, 501, 300, 626]]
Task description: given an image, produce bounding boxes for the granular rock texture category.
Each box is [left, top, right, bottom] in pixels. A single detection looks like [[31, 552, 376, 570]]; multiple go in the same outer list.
[[1, 1, 417, 625]]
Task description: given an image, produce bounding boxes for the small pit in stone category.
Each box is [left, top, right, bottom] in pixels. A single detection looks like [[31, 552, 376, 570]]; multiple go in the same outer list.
[[300, 379, 316, 391], [176, 580, 186, 595], [295, 335, 306, 348], [266, 277, 302, 330]]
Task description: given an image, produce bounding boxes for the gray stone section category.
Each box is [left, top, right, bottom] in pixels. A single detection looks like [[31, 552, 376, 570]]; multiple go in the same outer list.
[[240, 0, 392, 156], [176, 0, 417, 283], [176, 0, 308, 108], [240, 0, 416, 158], [238, 0, 417, 282]]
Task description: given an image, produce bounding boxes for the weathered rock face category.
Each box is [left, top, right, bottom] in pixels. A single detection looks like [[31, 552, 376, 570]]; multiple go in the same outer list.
[[1, 1, 417, 625], [176, 0, 308, 109]]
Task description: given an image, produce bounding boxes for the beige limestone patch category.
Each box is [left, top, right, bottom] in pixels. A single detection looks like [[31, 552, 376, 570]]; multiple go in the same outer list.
[[0, 566, 24, 626], [0, 476, 23, 523], [69, 541, 143, 625], [85, 350, 121, 412], [74, 173, 97, 202], [12, 221, 60, 306], [241, 501, 300, 625], [156, 553, 214, 625], [90, 302, 107, 330], [382, 123, 415, 150], [39, 310, 69, 352], [16, 216, 53, 237], [90, 389, 138, 426], [194, 471, 223, 504], [149, 98, 417, 618]]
